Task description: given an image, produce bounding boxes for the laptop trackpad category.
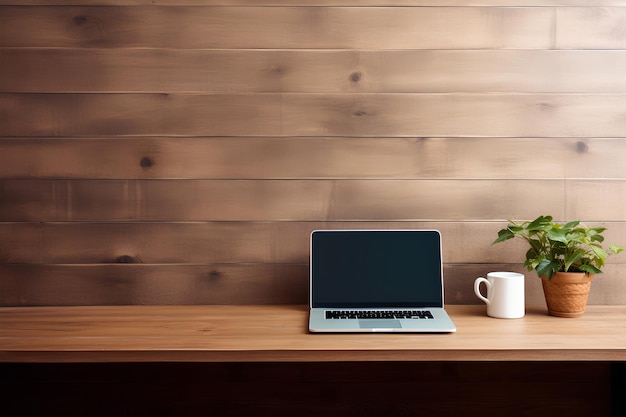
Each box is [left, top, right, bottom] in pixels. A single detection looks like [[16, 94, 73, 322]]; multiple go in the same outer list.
[[359, 320, 402, 329]]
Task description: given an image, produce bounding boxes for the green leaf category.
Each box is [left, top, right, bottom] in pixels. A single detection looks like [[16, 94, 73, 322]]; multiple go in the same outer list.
[[564, 249, 584, 272], [536, 258, 560, 280], [562, 221, 580, 231], [591, 244, 607, 260], [590, 234, 605, 243], [491, 215, 623, 277], [546, 228, 568, 244], [525, 246, 539, 260], [527, 238, 543, 254], [492, 228, 515, 244], [526, 215, 552, 231], [579, 264, 602, 275]]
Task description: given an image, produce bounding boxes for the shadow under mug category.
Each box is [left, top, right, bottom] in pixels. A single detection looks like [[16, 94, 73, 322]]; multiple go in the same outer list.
[[474, 272, 525, 319]]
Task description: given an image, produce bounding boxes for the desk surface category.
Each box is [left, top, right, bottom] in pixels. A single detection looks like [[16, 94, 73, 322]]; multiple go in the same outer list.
[[1, 304, 625, 363]]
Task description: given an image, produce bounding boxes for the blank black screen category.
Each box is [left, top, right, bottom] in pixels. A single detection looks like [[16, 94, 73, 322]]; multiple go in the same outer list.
[[311, 230, 443, 308]]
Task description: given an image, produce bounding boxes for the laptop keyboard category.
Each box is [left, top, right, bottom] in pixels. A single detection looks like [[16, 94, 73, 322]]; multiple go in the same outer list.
[[326, 310, 434, 320]]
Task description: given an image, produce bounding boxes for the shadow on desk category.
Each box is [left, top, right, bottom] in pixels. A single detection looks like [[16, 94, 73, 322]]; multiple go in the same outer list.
[[0, 361, 616, 417]]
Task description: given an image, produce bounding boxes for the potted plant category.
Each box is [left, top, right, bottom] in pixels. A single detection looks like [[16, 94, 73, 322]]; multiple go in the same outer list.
[[492, 215, 623, 317]]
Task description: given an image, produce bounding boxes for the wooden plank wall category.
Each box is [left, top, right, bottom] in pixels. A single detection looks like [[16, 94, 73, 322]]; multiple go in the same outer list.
[[2, 0, 626, 306]]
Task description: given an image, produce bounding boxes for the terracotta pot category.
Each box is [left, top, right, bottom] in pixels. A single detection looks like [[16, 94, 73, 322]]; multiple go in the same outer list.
[[540, 272, 594, 318]]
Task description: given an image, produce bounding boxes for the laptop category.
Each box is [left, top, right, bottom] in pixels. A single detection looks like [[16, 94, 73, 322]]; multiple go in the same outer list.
[[308, 229, 456, 333]]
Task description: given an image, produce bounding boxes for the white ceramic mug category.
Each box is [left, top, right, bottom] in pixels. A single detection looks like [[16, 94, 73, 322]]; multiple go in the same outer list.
[[474, 272, 525, 319]]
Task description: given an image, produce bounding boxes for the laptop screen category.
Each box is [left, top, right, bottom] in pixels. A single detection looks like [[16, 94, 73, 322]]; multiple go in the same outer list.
[[310, 230, 444, 308]]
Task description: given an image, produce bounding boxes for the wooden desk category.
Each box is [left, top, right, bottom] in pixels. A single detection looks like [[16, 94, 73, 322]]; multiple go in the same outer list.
[[1, 304, 625, 362], [1, 305, 624, 417]]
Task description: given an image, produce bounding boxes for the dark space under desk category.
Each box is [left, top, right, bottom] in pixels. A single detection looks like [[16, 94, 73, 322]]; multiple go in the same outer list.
[[1, 305, 624, 416]]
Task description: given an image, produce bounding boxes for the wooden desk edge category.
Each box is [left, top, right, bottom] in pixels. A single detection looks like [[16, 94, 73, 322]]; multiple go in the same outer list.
[[2, 349, 625, 364], [1, 304, 625, 363]]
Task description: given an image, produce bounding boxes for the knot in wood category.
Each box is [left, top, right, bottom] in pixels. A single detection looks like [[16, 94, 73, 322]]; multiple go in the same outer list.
[[74, 16, 89, 25], [350, 72, 362, 83], [208, 270, 222, 280], [576, 141, 589, 153], [536, 102, 556, 111], [140, 157, 155, 169], [114, 255, 139, 264], [271, 65, 286, 74]]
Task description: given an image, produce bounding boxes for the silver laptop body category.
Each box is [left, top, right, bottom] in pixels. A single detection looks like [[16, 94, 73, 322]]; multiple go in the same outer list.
[[308, 229, 456, 333]]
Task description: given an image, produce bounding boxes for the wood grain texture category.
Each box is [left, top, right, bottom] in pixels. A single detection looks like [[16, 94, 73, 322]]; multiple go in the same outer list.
[[2, 1, 623, 5], [0, 6, 626, 49], [2, 262, 624, 307], [2, 1, 626, 307], [3, 93, 626, 137], [0, 264, 309, 306], [2, 137, 625, 180], [1, 218, 625, 307], [0, 6, 554, 49], [6, 49, 626, 93], [4, 178, 626, 221], [1, 6, 623, 49], [2, 221, 625, 265], [1, 304, 625, 362], [0, 178, 572, 221]]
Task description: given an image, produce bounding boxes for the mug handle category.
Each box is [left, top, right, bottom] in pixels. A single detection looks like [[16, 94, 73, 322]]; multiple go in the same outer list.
[[474, 277, 491, 305]]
